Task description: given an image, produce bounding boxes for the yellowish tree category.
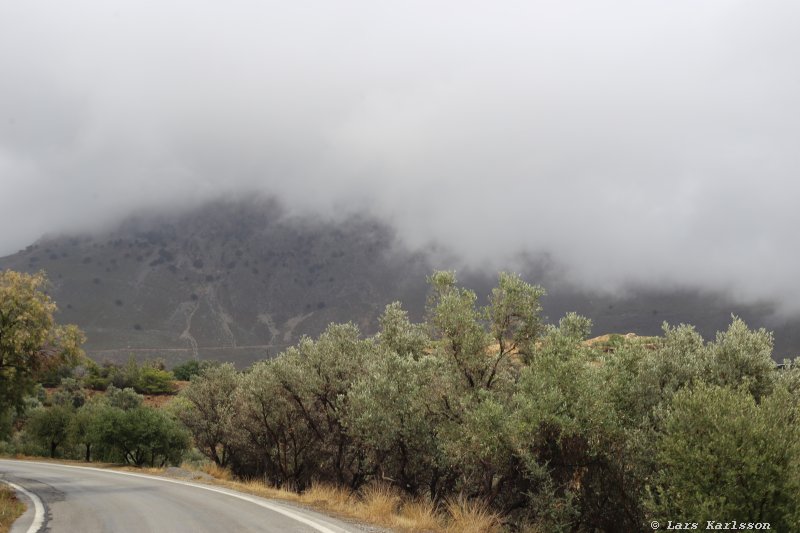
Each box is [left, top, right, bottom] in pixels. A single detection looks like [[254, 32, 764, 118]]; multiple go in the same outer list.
[[0, 270, 84, 415]]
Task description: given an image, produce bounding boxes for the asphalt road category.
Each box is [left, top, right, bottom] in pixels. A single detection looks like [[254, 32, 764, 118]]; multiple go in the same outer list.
[[0, 459, 365, 533]]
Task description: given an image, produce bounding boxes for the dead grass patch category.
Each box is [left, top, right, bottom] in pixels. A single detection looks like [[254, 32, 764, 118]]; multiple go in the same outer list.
[[444, 496, 502, 533], [237, 478, 294, 500], [392, 498, 442, 532], [200, 462, 232, 481], [357, 483, 402, 524], [117, 465, 166, 476], [299, 482, 356, 513], [0, 483, 25, 533], [186, 465, 499, 533]]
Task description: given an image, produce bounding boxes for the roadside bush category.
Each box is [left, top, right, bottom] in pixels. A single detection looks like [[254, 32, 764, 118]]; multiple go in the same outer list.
[[90, 405, 189, 466], [175, 364, 238, 466], [231, 323, 374, 489], [647, 383, 800, 529]]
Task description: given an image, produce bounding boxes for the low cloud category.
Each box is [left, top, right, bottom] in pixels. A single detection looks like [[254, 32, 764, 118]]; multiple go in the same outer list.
[[2, 1, 800, 313]]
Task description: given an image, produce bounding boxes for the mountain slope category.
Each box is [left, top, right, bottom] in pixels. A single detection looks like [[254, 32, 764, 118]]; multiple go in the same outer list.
[[1, 198, 796, 365], [0, 199, 431, 366]]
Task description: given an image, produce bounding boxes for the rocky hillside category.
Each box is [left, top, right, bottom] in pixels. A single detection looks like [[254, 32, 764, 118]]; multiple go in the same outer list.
[[1, 198, 797, 366], [0, 198, 435, 367]]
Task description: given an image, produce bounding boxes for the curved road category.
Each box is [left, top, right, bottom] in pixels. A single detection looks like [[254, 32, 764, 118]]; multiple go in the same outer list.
[[0, 460, 365, 533]]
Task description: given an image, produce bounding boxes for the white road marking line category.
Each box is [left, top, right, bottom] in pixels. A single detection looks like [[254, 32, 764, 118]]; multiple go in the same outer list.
[[0, 461, 349, 533], [1, 479, 45, 533]]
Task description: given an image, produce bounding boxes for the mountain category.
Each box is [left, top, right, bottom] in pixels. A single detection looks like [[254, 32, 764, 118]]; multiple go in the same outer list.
[[1, 198, 797, 366], [0, 198, 433, 367]]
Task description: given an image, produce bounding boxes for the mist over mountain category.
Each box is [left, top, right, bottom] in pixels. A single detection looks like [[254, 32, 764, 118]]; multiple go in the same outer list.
[[0, 198, 796, 365], [4, 2, 800, 323], [0, 198, 427, 366]]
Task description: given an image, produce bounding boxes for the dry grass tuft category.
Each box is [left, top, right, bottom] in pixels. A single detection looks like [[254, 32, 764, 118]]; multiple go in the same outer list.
[[0, 483, 25, 533], [393, 498, 443, 532], [116, 465, 166, 476], [201, 462, 232, 481], [139, 466, 166, 475], [234, 478, 298, 502], [444, 495, 502, 533], [298, 482, 355, 513], [171, 467, 497, 533], [357, 483, 402, 524]]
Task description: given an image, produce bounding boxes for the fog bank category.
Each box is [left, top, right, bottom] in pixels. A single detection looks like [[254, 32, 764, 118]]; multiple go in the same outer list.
[[2, 1, 800, 314]]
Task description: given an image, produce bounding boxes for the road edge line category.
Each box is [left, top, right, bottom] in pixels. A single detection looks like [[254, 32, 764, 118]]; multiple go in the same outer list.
[[1, 479, 45, 533]]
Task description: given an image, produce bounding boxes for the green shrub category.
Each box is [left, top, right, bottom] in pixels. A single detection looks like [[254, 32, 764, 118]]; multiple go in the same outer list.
[[90, 405, 189, 466], [172, 359, 219, 381], [25, 405, 73, 458], [83, 358, 176, 394], [648, 384, 800, 529], [135, 367, 176, 394], [105, 386, 143, 410]]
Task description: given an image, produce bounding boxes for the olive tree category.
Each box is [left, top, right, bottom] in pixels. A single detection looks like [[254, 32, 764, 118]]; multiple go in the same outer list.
[[232, 323, 374, 488], [25, 405, 73, 458], [648, 383, 800, 530], [176, 363, 239, 467], [235, 357, 318, 486], [347, 304, 443, 494], [90, 405, 189, 466]]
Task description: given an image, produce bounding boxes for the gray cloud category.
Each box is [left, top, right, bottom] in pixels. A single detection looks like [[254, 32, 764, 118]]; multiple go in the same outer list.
[[2, 1, 800, 313]]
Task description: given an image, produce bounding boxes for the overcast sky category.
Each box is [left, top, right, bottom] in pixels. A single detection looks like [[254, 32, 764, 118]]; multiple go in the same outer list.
[[2, 1, 800, 313]]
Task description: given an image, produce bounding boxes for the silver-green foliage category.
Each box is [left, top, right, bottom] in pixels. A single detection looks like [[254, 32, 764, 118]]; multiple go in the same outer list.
[[176, 271, 798, 532], [648, 383, 800, 529], [175, 363, 239, 467]]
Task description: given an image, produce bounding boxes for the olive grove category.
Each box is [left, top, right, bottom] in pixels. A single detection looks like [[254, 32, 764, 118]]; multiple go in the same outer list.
[[177, 271, 800, 531]]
